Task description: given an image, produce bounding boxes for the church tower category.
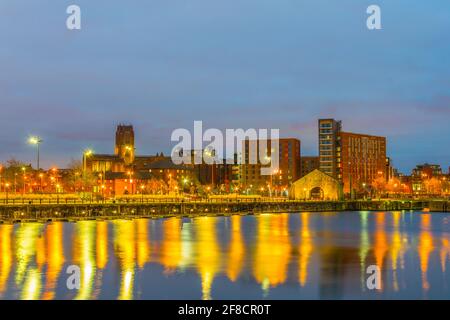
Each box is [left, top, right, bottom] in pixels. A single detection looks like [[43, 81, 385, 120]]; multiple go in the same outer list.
[[115, 124, 135, 165]]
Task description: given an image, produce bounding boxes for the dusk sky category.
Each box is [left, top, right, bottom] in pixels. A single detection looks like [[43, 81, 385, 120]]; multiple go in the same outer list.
[[0, 0, 449, 173]]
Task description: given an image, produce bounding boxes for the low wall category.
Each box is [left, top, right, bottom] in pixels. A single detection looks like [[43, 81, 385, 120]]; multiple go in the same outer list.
[[0, 200, 447, 224]]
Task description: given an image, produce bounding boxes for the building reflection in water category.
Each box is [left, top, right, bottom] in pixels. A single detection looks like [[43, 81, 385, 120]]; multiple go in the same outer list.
[[441, 237, 450, 273], [73, 221, 97, 300], [359, 211, 370, 291], [179, 220, 194, 271], [0, 211, 449, 300], [15, 223, 43, 297], [113, 220, 136, 300], [0, 225, 13, 297], [226, 215, 245, 282], [253, 213, 291, 295], [298, 213, 312, 287], [42, 222, 65, 300], [195, 217, 221, 300], [159, 218, 183, 273], [96, 221, 108, 270], [21, 267, 41, 300], [136, 219, 150, 269], [390, 211, 404, 292], [373, 212, 388, 291], [418, 214, 434, 291]]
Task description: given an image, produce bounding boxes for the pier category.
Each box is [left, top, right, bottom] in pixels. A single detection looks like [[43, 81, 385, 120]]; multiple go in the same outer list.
[[0, 198, 447, 224]]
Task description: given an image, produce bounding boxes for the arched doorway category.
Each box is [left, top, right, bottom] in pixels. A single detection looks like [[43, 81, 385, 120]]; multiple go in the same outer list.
[[310, 187, 324, 200]]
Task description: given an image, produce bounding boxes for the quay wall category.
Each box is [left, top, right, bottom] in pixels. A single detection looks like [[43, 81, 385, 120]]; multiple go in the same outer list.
[[0, 200, 447, 224]]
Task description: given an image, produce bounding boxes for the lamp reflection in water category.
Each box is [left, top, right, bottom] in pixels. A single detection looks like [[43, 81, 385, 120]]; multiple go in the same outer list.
[[15, 223, 43, 291], [113, 220, 136, 300], [253, 213, 291, 296], [73, 221, 96, 300], [195, 217, 221, 300], [42, 222, 65, 300], [359, 211, 370, 291], [160, 218, 183, 273], [441, 237, 450, 273], [373, 212, 388, 291], [135, 219, 150, 269], [0, 225, 13, 297], [96, 221, 108, 270], [21, 267, 41, 300], [418, 214, 434, 291], [298, 213, 312, 287], [390, 211, 404, 292], [226, 215, 245, 282], [179, 220, 194, 271]]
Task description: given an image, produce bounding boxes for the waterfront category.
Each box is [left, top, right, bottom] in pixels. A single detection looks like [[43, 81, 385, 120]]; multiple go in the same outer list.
[[0, 211, 449, 300]]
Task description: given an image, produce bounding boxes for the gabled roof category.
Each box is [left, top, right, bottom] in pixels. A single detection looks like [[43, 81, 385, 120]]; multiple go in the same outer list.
[[293, 169, 339, 184]]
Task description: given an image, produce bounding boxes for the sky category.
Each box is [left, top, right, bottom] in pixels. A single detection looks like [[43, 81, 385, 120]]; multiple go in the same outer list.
[[0, 0, 449, 173]]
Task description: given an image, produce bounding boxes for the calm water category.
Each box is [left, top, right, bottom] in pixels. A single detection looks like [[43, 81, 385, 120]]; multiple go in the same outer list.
[[0, 211, 450, 300]]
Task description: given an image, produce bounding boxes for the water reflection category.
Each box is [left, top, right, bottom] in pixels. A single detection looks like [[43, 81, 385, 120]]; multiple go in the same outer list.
[[418, 214, 434, 291], [113, 220, 136, 300], [226, 215, 245, 282], [0, 225, 13, 297], [253, 214, 291, 294], [159, 218, 183, 272], [0, 211, 449, 300], [298, 213, 312, 287], [73, 221, 96, 300], [195, 217, 221, 300], [43, 222, 65, 300], [15, 224, 43, 291]]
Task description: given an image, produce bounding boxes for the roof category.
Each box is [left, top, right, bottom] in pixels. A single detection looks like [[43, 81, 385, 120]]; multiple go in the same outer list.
[[90, 154, 121, 160], [141, 157, 191, 170], [105, 171, 154, 180]]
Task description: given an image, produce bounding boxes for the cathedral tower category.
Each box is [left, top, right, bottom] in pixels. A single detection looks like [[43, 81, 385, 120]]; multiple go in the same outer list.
[[115, 124, 135, 165]]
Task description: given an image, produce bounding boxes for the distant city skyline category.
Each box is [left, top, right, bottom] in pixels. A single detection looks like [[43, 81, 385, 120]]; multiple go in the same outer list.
[[1, 0, 449, 172]]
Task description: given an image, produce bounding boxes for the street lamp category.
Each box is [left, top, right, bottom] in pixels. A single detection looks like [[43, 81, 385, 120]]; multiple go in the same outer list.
[[39, 173, 43, 192], [83, 149, 93, 172], [21, 167, 26, 196], [28, 136, 43, 170], [0, 165, 3, 193], [140, 185, 145, 202], [5, 182, 10, 203]]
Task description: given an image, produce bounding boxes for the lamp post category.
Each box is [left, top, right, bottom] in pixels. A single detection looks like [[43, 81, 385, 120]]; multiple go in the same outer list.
[[0, 165, 3, 193], [39, 173, 43, 192], [127, 171, 134, 194], [14, 173, 17, 194], [140, 185, 145, 202], [28, 136, 43, 171], [362, 182, 367, 200], [83, 149, 93, 173], [5, 182, 10, 203], [21, 167, 26, 197]]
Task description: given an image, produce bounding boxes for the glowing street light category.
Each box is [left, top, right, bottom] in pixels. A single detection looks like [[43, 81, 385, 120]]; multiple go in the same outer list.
[[5, 182, 10, 202], [83, 149, 94, 173], [28, 136, 43, 170]]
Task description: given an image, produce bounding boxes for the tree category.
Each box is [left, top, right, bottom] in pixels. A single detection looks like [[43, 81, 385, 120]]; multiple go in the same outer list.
[[167, 178, 178, 195], [64, 159, 96, 193], [372, 176, 387, 197], [424, 177, 442, 196], [147, 178, 167, 195]]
